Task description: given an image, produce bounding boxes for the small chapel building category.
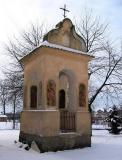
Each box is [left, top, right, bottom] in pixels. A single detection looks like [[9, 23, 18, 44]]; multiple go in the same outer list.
[[19, 18, 93, 152]]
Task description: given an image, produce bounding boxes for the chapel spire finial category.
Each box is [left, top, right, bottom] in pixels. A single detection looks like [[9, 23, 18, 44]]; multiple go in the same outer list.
[[60, 4, 70, 18]]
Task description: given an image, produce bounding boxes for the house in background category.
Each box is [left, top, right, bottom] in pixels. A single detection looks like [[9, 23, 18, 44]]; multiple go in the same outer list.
[[92, 109, 108, 125], [19, 18, 93, 152], [0, 115, 7, 122], [6, 112, 20, 122]]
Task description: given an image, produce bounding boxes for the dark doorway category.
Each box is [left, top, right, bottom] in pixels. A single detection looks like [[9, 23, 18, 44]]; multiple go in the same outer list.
[[59, 89, 65, 109]]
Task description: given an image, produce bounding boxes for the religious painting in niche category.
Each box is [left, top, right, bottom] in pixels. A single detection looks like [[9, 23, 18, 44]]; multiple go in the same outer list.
[[79, 84, 86, 107], [47, 80, 56, 106], [30, 86, 37, 109]]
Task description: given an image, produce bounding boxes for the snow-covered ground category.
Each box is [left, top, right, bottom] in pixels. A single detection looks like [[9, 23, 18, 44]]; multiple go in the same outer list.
[[0, 129, 122, 160], [92, 124, 108, 130], [0, 122, 20, 130]]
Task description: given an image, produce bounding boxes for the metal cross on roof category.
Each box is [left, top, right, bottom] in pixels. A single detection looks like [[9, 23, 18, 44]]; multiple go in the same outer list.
[[60, 4, 70, 18]]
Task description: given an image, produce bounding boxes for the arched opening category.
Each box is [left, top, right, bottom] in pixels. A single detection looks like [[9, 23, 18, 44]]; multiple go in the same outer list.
[[59, 69, 76, 111], [30, 86, 37, 109], [59, 69, 76, 132], [59, 89, 65, 109]]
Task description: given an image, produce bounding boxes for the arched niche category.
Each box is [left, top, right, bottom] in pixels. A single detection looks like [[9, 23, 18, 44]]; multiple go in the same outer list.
[[59, 69, 76, 111], [47, 80, 56, 106], [79, 83, 86, 107]]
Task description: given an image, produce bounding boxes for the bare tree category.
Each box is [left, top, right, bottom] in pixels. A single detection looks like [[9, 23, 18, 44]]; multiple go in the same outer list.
[[4, 72, 23, 129], [76, 10, 122, 111], [4, 24, 45, 72], [76, 10, 108, 54], [0, 74, 23, 129], [0, 80, 9, 115], [89, 43, 122, 109]]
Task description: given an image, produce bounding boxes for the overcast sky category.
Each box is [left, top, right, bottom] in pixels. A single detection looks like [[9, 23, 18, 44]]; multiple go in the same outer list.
[[0, 0, 122, 77]]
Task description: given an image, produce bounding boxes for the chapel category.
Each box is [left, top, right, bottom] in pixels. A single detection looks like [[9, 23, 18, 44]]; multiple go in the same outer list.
[[19, 18, 93, 152]]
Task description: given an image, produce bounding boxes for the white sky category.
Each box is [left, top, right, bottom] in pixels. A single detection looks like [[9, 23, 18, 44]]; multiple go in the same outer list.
[[0, 0, 122, 77]]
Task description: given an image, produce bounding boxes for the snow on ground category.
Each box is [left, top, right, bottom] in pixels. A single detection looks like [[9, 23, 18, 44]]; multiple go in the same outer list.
[[92, 124, 108, 130], [0, 122, 20, 130], [0, 129, 122, 160]]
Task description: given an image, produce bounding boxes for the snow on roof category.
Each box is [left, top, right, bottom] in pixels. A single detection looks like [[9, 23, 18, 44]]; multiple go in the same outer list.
[[39, 41, 92, 57], [0, 115, 7, 117], [20, 40, 94, 63]]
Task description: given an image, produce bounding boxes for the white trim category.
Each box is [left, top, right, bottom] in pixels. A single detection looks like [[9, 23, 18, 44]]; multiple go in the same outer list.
[[24, 109, 58, 112]]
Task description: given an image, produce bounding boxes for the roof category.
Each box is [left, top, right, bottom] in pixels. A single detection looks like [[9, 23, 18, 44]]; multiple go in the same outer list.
[[20, 41, 94, 63]]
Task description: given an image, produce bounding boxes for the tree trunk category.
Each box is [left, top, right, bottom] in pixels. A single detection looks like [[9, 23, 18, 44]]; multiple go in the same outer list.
[[13, 94, 16, 129], [3, 101, 6, 115]]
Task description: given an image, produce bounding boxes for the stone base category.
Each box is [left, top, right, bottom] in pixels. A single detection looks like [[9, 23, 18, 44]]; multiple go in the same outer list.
[[19, 131, 91, 152]]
